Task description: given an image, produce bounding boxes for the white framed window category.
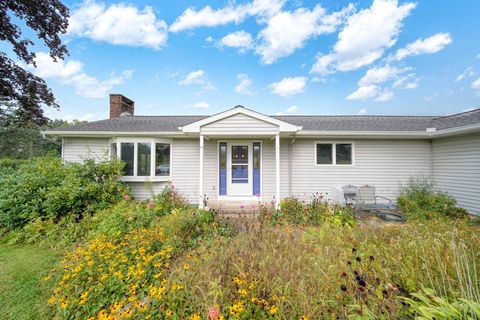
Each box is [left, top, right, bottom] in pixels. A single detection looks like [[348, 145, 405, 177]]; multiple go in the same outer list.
[[315, 142, 355, 166], [110, 138, 172, 181]]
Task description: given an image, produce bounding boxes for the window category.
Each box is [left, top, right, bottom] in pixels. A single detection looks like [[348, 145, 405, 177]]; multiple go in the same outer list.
[[155, 143, 170, 176], [336, 144, 352, 165], [315, 142, 354, 165], [137, 143, 151, 176], [113, 140, 171, 178], [316, 144, 333, 164], [120, 143, 134, 175]]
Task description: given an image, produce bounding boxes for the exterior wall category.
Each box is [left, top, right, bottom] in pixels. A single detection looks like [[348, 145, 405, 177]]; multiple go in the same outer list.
[[171, 139, 200, 203], [201, 114, 277, 134], [289, 139, 432, 202], [432, 133, 480, 215], [63, 137, 110, 162]]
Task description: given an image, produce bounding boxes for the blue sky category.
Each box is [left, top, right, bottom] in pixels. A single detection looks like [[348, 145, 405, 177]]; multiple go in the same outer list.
[[8, 0, 480, 120]]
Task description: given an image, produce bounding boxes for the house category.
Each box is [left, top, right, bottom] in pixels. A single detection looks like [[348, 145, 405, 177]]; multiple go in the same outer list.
[[43, 94, 480, 215]]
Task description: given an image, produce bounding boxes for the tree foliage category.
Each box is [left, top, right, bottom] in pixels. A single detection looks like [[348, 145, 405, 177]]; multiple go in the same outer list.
[[0, 0, 69, 120]]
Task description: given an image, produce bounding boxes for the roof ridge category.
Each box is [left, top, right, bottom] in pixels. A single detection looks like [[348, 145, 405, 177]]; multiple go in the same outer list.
[[273, 115, 437, 118], [433, 108, 480, 120]]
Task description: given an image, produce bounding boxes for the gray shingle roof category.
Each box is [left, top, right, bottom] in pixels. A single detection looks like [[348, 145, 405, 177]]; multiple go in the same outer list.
[[47, 108, 480, 133]]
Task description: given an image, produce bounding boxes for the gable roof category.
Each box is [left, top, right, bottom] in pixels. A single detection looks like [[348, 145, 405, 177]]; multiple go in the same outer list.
[[181, 106, 302, 133], [43, 107, 480, 137]]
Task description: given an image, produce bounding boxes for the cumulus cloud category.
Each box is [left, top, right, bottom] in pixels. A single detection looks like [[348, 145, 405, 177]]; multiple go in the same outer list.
[[170, 0, 285, 32], [256, 4, 353, 64], [347, 85, 394, 102], [455, 66, 475, 82], [347, 64, 417, 102], [32, 52, 132, 98], [393, 33, 452, 61], [358, 65, 407, 86], [68, 0, 168, 49], [190, 102, 210, 109], [269, 76, 307, 97], [393, 73, 419, 89], [357, 108, 367, 115], [472, 78, 480, 90], [276, 105, 299, 115], [179, 70, 216, 90], [235, 74, 254, 95], [219, 31, 253, 52], [312, 0, 415, 74]]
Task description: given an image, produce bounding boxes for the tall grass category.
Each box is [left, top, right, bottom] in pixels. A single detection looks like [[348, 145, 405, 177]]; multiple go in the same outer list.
[[167, 220, 480, 318]]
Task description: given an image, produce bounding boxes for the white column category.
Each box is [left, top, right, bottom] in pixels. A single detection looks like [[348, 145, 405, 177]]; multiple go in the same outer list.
[[199, 134, 204, 209], [275, 133, 280, 209]]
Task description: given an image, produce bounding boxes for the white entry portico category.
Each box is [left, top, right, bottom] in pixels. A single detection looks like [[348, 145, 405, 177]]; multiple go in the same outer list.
[[181, 106, 302, 208]]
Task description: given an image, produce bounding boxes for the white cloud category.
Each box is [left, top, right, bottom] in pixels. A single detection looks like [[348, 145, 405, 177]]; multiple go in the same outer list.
[[312, 0, 415, 74], [256, 4, 353, 64], [191, 102, 210, 109], [455, 67, 475, 82], [393, 33, 452, 61], [472, 78, 480, 90], [235, 74, 254, 95], [393, 73, 419, 89], [179, 70, 216, 90], [170, 0, 285, 32], [276, 105, 299, 115], [357, 108, 367, 115], [32, 52, 132, 98], [269, 76, 307, 97], [68, 0, 168, 49], [219, 31, 253, 52], [358, 65, 407, 86], [346, 85, 393, 102], [286, 105, 298, 113]]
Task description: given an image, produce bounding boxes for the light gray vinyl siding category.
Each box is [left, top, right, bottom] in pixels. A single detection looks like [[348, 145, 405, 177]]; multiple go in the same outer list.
[[432, 133, 480, 215], [128, 182, 168, 199], [203, 139, 217, 201], [289, 139, 431, 202], [261, 139, 290, 201], [63, 137, 110, 162], [171, 139, 200, 203], [201, 114, 278, 134]]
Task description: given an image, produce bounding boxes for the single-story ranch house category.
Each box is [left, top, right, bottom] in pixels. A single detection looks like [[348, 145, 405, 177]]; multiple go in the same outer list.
[[43, 94, 480, 215]]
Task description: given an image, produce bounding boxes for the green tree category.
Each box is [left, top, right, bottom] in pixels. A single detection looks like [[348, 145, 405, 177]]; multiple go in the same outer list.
[[0, 0, 69, 122]]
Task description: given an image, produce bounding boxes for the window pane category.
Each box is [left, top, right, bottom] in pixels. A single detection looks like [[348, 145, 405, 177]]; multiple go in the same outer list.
[[232, 165, 248, 183], [120, 143, 134, 176], [137, 143, 151, 176], [110, 143, 117, 160], [155, 143, 170, 176], [336, 143, 352, 165], [316, 144, 332, 164], [219, 143, 227, 195], [253, 143, 260, 169], [232, 146, 248, 164]]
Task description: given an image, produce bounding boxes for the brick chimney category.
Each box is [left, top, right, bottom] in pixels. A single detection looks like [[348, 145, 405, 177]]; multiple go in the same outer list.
[[109, 94, 134, 118]]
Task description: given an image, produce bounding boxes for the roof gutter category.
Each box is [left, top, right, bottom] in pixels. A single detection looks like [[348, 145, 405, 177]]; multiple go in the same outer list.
[[40, 130, 186, 137]]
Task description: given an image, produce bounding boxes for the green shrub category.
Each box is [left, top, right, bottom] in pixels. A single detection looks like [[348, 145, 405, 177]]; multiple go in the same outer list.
[[0, 157, 128, 231], [260, 194, 355, 227], [397, 176, 468, 220], [151, 182, 190, 215]]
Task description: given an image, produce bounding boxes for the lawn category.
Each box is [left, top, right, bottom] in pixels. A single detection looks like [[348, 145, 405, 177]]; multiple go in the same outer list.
[[0, 244, 60, 320]]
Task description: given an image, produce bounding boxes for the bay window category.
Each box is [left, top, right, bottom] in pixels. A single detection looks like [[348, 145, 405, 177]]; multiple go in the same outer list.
[[112, 139, 171, 179], [315, 142, 354, 166]]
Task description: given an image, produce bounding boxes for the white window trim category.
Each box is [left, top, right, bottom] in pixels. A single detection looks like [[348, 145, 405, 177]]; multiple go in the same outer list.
[[314, 141, 355, 166], [110, 137, 173, 182]]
